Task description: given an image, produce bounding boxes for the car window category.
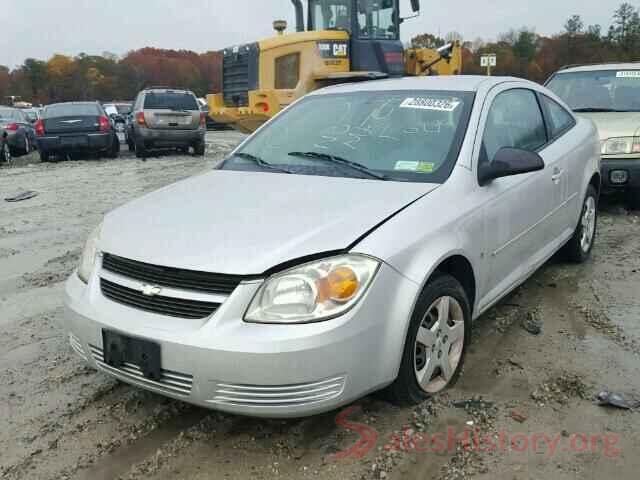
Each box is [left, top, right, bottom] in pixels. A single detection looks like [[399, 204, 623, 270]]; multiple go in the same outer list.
[[143, 92, 198, 110], [540, 95, 575, 139], [45, 104, 101, 117], [482, 89, 547, 163], [104, 105, 118, 116], [0, 108, 20, 121], [116, 104, 132, 115], [546, 69, 640, 112], [357, 0, 397, 39], [309, 0, 352, 32], [223, 90, 475, 183]]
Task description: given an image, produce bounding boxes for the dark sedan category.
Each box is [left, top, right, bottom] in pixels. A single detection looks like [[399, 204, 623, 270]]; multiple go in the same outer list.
[[35, 102, 120, 161], [0, 106, 36, 156]]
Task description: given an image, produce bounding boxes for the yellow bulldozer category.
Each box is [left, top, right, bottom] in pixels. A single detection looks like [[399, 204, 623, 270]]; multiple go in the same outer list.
[[207, 0, 462, 133]]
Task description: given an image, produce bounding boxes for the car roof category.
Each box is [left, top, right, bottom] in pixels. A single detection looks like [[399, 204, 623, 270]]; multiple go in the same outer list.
[[310, 75, 532, 95], [46, 101, 100, 106], [555, 62, 640, 74], [143, 88, 192, 94]]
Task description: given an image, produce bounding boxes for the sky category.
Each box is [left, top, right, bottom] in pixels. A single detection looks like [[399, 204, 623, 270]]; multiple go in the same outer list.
[[0, 0, 622, 68]]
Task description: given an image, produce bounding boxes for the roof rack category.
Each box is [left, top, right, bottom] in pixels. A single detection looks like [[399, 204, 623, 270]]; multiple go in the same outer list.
[[559, 60, 640, 70]]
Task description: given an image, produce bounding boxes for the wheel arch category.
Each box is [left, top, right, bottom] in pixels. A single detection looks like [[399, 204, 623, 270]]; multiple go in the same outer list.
[[589, 171, 601, 199], [432, 254, 477, 316]]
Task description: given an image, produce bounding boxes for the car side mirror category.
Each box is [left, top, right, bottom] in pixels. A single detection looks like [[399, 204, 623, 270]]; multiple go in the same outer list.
[[478, 147, 545, 186]]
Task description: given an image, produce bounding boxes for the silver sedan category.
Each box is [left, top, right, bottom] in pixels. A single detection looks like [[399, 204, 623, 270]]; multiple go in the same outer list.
[[64, 76, 601, 417]]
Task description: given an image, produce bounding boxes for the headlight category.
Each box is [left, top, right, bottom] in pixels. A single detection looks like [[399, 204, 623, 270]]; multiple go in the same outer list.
[[78, 223, 102, 284], [601, 137, 640, 155], [245, 254, 380, 324]]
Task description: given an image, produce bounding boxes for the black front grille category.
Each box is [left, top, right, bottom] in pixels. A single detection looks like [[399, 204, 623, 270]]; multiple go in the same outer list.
[[222, 43, 259, 107], [101, 279, 220, 319], [102, 253, 246, 295]]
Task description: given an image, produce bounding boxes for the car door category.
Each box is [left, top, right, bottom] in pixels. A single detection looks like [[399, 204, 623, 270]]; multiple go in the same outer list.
[[18, 110, 35, 147], [538, 93, 580, 234], [476, 87, 560, 310]]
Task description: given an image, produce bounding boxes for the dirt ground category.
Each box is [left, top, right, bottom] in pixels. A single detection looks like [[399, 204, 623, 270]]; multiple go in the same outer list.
[[1, 132, 639, 480]]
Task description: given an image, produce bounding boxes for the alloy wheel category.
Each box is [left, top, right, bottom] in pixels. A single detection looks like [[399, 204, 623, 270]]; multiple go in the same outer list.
[[414, 296, 465, 394], [580, 196, 596, 252]]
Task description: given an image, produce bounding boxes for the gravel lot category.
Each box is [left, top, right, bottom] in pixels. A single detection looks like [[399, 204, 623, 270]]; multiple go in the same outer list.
[[1, 132, 639, 480]]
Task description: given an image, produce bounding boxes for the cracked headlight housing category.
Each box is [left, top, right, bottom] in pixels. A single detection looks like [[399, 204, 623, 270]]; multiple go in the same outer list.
[[77, 223, 102, 284], [245, 254, 380, 324]]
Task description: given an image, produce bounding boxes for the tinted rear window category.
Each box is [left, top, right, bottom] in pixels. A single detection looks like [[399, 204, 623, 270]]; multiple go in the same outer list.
[[144, 92, 198, 110], [45, 104, 101, 117]]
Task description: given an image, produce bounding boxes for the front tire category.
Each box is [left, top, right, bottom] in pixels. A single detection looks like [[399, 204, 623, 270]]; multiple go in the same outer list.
[[385, 274, 471, 405], [564, 184, 598, 263], [626, 188, 640, 211], [1, 142, 11, 164]]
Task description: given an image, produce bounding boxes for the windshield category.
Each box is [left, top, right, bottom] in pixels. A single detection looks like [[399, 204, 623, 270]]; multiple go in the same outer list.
[[144, 92, 198, 110], [547, 70, 640, 112], [357, 0, 397, 39], [221, 90, 475, 183], [309, 0, 352, 31]]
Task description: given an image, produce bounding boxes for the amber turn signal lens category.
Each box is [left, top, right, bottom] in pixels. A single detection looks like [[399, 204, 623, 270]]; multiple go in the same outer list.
[[316, 266, 359, 303]]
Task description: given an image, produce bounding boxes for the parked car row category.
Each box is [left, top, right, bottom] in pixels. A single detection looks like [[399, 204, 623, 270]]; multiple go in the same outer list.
[[0, 106, 37, 158], [18, 88, 208, 162]]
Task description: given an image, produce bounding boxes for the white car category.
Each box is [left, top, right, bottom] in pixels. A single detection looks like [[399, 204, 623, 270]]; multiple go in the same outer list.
[[64, 76, 601, 417]]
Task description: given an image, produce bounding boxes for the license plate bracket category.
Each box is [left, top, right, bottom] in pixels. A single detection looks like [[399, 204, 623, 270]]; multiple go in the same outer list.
[[102, 330, 162, 380], [61, 136, 88, 146]]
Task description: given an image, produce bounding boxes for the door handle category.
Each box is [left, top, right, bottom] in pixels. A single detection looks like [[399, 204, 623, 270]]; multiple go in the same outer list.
[[551, 167, 563, 183]]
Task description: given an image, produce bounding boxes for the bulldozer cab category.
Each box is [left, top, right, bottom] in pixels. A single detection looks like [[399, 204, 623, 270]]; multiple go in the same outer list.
[[307, 0, 405, 76]]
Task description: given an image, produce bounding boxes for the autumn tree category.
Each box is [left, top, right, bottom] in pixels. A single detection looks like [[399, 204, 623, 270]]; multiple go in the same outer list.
[[410, 33, 445, 49], [609, 2, 640, 54]]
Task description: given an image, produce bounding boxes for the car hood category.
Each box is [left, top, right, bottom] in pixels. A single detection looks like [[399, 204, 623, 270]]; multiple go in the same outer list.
[[576, 112, 640, 140], [101, 170, 438, 275]]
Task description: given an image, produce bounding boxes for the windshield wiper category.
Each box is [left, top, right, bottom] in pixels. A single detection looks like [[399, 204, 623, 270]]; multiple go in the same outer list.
[[288, 151, 388, 180], [231, 152, 293, 174], [573, 107, 618, 113]]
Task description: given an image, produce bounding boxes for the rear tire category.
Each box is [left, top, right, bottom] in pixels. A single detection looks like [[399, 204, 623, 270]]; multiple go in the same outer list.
[[384, 274, 471, 406], [39, 150, 52, 162], [134, 140, 147, 159], [21, 135, 31, 155], [563, 184, 598, 263], [626, 188, 640, 211], [193, 140, 205, 157], [107, 135, 120, 159]]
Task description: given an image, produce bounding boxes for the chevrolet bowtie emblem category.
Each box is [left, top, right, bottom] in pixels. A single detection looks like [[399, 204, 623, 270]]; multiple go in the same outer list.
[[141, 284, 162, 297]]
